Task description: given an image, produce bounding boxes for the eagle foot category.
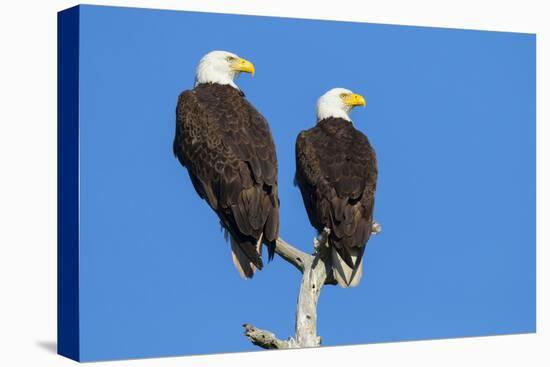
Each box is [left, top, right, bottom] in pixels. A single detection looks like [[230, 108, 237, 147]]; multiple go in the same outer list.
[[313, 228, 331, 255], [371, 221, 382, 235], [319, 227, 331, 246], [313, 237, 320, 251]]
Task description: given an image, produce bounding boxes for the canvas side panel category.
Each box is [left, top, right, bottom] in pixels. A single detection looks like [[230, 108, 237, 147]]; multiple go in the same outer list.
[[57, 5, 80, 362]]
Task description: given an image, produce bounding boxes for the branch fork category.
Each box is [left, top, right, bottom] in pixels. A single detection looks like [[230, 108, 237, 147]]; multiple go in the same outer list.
[[243, 222, 381, 349]]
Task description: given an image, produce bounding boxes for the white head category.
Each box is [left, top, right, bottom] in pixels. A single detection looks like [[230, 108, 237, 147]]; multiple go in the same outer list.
[[316, 88, 367, 122], [195, 50, 255, 89]]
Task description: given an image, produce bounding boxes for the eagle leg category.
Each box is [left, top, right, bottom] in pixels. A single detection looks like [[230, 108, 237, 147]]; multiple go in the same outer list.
[[313, 227, 331, 255]]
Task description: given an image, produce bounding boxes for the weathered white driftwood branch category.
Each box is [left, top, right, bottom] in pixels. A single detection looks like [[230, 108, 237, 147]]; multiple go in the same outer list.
[[243, 222, 381, 349], [243, 324, 292, 349], [274, 237, 309, 272]]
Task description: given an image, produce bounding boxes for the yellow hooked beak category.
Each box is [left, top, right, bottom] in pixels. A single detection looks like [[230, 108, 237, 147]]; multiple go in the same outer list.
[[231, 57, 255, 76], [342, 93, 366, 107]]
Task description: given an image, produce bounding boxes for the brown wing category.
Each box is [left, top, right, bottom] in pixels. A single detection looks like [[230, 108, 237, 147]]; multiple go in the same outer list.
[[174, 84, 279, 276], [295, 117, 377, 269]]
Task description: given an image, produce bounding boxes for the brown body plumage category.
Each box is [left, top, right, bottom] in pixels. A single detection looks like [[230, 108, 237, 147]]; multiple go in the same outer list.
[[295, 117, 377, 287], [174, 82, 279, 278]]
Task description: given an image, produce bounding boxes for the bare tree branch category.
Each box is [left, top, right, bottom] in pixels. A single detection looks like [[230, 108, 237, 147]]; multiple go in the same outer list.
[[294, 228, 330, 347], [243, 324, 291, 349], [243, 222, 382, 349], [275, 237, 311, 273]]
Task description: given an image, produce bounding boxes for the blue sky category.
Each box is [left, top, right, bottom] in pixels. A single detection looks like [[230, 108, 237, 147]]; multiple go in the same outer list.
[[76, 5, 535, 361]]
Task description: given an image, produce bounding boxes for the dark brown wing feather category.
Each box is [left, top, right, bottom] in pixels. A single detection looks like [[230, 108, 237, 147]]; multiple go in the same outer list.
[[174, 83, 279, 274], [295, 117, 377, 269]]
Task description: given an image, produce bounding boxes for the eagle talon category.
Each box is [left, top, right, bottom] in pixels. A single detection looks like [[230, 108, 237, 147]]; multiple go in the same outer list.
[[313, 237, 320, 250], [320, 228, 331, 247]]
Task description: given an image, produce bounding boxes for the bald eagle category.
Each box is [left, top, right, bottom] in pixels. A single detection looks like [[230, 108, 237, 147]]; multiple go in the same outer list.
[[295, 88, 377, 287], [173, 51, 279, 279]]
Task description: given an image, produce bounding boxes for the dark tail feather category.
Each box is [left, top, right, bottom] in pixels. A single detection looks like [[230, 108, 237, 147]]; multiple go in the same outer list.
[[331, 247, 364, 288], [230, 238, 255, 279], [230, 236, 263, 279], [240, 239, 263, 270], [338, 245, 356, 269], [266, 240, 276, 262]]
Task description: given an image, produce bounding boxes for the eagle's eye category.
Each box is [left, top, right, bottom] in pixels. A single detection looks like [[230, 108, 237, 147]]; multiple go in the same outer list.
[[339, 93, 348, 99], [226, 56, 236, 62]]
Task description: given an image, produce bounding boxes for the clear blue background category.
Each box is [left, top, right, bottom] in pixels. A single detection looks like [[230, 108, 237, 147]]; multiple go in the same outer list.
[[77, 5, 536, 361]]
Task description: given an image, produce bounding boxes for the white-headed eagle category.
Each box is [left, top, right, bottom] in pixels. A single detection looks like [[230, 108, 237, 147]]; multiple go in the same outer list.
[[295, 88, 377, 287], [173, 51, 279, 279]]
